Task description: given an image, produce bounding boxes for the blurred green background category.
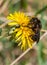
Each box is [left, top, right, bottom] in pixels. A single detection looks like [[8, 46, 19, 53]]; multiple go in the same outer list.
[[0, 0, 47, 65]]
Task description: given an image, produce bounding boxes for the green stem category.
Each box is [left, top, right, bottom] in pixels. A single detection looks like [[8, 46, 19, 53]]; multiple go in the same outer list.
[[35, 5, 47, 16]]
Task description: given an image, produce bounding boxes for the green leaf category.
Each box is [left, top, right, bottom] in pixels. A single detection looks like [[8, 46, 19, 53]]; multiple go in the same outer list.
[[35, 5, 47, 16]]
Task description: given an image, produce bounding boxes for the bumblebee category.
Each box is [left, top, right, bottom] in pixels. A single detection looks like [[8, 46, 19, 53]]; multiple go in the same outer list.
[[28, 17, 42, 43]]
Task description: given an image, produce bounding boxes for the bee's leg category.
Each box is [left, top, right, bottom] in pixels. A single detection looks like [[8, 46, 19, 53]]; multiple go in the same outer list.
[[32, 31, 40, 43]]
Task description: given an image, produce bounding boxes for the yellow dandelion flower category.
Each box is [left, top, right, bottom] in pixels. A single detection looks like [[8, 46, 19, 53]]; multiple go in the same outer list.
[[7, 11, 35, 50]]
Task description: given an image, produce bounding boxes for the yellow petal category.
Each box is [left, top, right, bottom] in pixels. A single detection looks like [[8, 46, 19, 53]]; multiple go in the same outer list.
[[13, 28, 19, 33], [16, 29, 22, 38], [21, 34, 26, 50], [26, 36, 32, 48], [28, 40, 32, 48], [29, 37, 34, 43], [18, 42, 22, 46], [8, 21, 18, 26], [7, 14, 14, 20], [16, 35, 21, 42]]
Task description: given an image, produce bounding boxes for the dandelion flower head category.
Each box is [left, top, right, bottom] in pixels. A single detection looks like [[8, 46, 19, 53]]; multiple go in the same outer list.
[[7, 11, 35, 50]]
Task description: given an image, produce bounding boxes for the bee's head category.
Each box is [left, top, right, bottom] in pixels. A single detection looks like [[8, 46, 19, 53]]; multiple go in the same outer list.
[[30, 17, 42, 30]]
